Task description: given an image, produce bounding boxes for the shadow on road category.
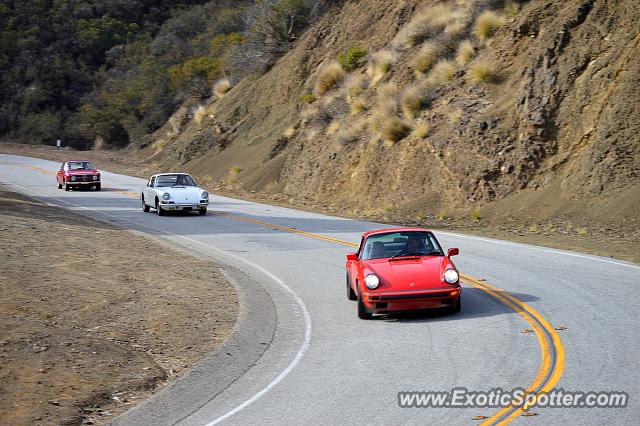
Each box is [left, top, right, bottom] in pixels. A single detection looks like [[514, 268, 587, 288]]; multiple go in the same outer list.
[[373, 287, 539, 323]]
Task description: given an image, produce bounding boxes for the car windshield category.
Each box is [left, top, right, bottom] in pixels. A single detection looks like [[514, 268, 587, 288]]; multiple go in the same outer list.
[[361, 231, 444, 260], [68, 161, 95, 170], [155, 174, 196, 187]]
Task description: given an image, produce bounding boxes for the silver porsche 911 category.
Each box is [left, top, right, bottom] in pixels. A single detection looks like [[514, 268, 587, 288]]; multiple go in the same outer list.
[[141, 173, 209, 216]]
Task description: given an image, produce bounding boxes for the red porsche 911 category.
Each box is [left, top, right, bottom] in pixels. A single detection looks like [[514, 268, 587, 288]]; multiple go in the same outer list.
[[346, 228, 461, 319]]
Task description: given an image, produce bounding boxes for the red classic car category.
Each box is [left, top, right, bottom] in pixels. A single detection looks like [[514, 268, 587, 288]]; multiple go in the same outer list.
[[346, 228, 461, 319], [56, 160, 101, 191]]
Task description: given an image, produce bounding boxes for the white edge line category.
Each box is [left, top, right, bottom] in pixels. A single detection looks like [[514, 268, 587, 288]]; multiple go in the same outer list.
[[0, 179, 312, 425]]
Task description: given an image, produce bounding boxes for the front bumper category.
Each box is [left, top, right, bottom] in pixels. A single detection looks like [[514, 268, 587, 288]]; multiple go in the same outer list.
[[362, 288, 460, 313], [159, 200, 209, 211], [68, 180, 100, 185]]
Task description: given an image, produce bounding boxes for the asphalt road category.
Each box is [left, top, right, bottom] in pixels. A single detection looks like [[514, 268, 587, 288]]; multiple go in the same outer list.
[[1, 154, 638, 425]]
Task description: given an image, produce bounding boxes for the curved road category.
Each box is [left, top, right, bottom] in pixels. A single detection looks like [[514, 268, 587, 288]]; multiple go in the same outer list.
[[1, 154, 638, 425]]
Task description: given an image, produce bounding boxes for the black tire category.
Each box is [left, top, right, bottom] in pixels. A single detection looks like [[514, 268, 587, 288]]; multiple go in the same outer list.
[[198, 208, 207, 216], [451, 295, 462, 313], [156, 199, 165, 216], [141, 197, 150, 212], [57, 182, 62, 189], [64, 181, 70, 191], [357, 284, 372, 320], [346, 272, 357, 301], [95, 184, 101, 191]]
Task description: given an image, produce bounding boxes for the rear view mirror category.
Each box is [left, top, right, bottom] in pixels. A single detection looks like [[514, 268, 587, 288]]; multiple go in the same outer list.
[[448, 248, 459, 257], [346, 252, 357, 261]]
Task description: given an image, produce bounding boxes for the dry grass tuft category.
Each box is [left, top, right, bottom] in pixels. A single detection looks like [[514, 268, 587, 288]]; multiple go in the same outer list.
[[193, 105, 207, 124], [474, 10, 505, 42], [447, 108, 463, 124], [315, 62, 345, 95], [400, 85, 433, 119], [367, 50, 396, 83], [343, 74, 368, 100], [413, 121, 429, 139], [336, 125, 363, 145], [350, 98, 366, 115], [468, 59, 498, 82], [213, 78, 232, 98], [395, 4, 459, 48], [428, 60, 456, 84], [504, 1, 520, 17], [381, 117, 411, 143], [326, 121, 341, 135], [283, 127, 296, 138], [455, 40, 475, 66], [410, 42, 441, 75]]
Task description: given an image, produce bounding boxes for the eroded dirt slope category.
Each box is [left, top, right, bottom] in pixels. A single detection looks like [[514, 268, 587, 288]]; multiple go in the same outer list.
[[143, 0, 638, 246]]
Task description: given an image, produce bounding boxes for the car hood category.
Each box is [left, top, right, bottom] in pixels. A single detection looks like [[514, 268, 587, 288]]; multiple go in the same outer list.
[[160, 186, 203, 201], [67, 170, 98, 175], [363, 256, 447, 290]]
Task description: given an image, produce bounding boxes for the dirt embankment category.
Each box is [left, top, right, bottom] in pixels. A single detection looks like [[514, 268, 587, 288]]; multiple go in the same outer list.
[[0, 186, 237, 425], [119, 0, 638, 261]]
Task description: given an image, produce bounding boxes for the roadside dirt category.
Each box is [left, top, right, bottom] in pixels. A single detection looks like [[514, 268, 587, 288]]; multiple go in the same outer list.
[[0, 185, 238, 425], [1, 142, 637, 264]]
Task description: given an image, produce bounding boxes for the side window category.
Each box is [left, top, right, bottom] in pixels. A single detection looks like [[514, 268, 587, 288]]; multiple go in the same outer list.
[[149, 177, 156, 187], [60, 162, 65, 170]]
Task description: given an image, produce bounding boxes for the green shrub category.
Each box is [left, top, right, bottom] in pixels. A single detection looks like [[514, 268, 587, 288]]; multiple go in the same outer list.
[[300, 93, 317, 103], [337, 46, 368, 71]]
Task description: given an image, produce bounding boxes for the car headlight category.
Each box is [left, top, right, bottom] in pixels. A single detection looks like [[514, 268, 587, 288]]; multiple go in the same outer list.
[[70, 176, 76, 181], [162, 192, 170, 200], [201, 191, 209, 199], [364, 274, 380, 289], [92, 175, 99, 181], [444, 268, 459, 284]]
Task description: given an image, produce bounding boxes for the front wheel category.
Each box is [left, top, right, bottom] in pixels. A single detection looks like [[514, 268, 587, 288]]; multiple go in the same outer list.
[[357, 286, 372, 320], [156, 200, 165, 216], [141, 197, 150, 212], [198, 208, 207, 216], [346, 272, 357, 301], [95, 184, 101, 191], [451, 295, 462, 313], [64, 181, 70, 191]]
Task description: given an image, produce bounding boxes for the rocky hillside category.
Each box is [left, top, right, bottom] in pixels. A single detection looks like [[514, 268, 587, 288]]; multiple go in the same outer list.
[[143, 0, 639, 234]]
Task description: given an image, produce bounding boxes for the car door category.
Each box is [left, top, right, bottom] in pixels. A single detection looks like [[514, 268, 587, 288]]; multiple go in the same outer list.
[[348, 237, 365, 291], [57, 162, 66, 184], [144, 177, 155, 203]]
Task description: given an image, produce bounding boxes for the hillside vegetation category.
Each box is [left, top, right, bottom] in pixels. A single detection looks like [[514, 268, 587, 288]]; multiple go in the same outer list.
[[0, 0, 326, 148]]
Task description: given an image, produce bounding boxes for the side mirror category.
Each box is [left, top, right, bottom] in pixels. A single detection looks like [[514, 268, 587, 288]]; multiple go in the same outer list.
[[448, 248, 459, 257], [346, 252, 357, 261]]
